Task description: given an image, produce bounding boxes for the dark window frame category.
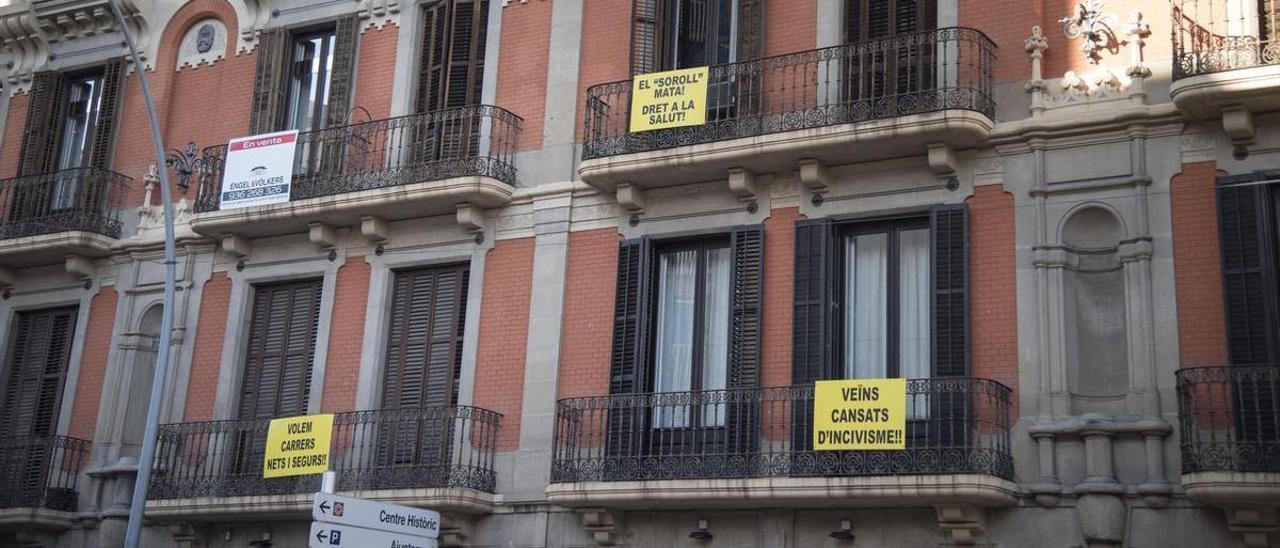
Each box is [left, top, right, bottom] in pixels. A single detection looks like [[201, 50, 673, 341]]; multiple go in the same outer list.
[[646, 235, 732, 396], [53, 69, 107, 172], [282, 26, 338, 132], [835, 214, 931, 380]]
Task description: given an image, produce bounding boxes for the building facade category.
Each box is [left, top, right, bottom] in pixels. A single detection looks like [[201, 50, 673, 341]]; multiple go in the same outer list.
[[0, 0, 1275, 546]]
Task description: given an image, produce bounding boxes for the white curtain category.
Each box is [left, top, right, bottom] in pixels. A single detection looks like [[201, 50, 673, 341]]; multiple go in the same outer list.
[[844, 233, 888, 379], [899, 228, 932, 419], [700, 248, 731, 427], [653, 250, 697, 428]]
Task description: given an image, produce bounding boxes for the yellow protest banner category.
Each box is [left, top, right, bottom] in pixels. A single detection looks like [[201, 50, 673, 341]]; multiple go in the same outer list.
[[629, 66, 709, 132], [263, 413, 334, 478], [813, 378, 906, 450]]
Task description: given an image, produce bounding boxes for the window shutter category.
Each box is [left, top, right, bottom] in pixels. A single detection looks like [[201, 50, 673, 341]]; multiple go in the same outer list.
[[630, 0, 672, 75], [17, 71, 67, 176], [0, 307, 77, 439], [728, 225, 764, 389], [324, 15, 360, 128], [736, 0, 765, 62], [238, 279, 323, 419], [381, 265, 468, 409], [88, 58, 125, 170], [792, 218, 837, 384], [1218, 173, 1280, 366], [931, 203, 969, 377], [417, 0, 488, 113], [607, 238, 654, 461], [248, 28, 289, 134]]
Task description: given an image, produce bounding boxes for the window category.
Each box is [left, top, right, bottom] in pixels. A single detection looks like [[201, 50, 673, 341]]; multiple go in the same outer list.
[[380, 265, 469, 410], [237, 279, 323, 419], [651, 240, 731, 428], [629, 0, 763, 76], [284, 30, 337, 133], [55, 73, 105, 172], [840, 219, 931, 381], [843, 0, 938, 101], [417, 0, 488, 113], [0, 307, 78, 440], [669, 0, 738, 70]]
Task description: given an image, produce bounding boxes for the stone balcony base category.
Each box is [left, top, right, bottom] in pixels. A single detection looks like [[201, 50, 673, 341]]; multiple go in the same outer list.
[[145, 486, 494, 521], [0, 507, 79, 531], [1182, 471, 1280, 506], [0, 230, 116, 269], [546, 474, 1020, 510]]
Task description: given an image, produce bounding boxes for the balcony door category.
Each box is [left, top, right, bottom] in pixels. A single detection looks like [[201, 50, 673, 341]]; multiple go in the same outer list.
[[233, 280, 323, 480], [843, 0, 937, 105], [414, 0, 488, 164], [376, 265, 469, 483], [0, 307, 78, 506]]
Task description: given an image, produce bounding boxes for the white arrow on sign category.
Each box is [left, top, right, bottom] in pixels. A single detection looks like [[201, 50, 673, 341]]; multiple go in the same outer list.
[[313, 493, 441, 540], [309, 522, 438, 548]]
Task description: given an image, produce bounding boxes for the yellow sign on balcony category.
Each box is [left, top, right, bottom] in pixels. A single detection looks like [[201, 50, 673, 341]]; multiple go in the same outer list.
[[813, 378, 907, 451], [263, 413, 334, 478], [629, 66, 709, 133]]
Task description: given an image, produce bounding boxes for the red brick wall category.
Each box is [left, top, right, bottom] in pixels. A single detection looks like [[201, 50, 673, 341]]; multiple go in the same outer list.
[[557, 229, 620, 399], [575, 0, 632, 142], [321, 257, 371, 412], [1172, 161, 1228, 367], [497, 3, 552, 150], [352, 25, 399, 121], [68, 287, 118, 440], [765, 0, 816, 56], [0, 94, 29, 179], [968, 186, 1019, 411], [184, 272, 231, 421], [958, 0, 1043, 82], [762, 207, 800, 388], [472, 238, 535, 450]]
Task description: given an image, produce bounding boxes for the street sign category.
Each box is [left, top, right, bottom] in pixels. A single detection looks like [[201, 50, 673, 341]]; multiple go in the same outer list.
[[313, 493, 440, 539], [263, 414, 334, 478], [309, 522, 438, 548]]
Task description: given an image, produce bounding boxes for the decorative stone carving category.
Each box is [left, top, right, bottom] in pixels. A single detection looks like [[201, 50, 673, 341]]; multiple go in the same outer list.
[[1059, 0, 1118, 64], [1122, 10, 1151, 77], [176, 18, 227, 71], [0, 0, 148, 92], [358, 0, 401, 29], [577, 508, 622, 546]]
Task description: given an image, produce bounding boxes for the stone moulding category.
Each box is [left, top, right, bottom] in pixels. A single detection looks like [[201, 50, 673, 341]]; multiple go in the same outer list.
[[143, 486, 494, 521]]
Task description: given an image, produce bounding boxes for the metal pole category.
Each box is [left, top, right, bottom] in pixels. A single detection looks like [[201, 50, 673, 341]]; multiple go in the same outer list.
[[107, 2, 179, 547]]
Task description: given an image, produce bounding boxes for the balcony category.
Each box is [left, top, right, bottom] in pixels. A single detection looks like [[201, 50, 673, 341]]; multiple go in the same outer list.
[[579, 28, 996, 193], [548, 379, 1017, 510], [1176, 365, 1280, 507], [1170, 1, 1280, 121], [145, 406, 502, 519], [0, 167, 129, 268], [0, 436, 90, 528], [190, 105, 521, 240]]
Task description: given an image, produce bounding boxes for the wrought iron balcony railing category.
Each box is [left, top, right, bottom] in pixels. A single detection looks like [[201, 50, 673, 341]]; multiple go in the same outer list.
[[193, 105, 522, 213], [1172, 0, 1280, 79], [147, 406, 502, 500], [551, 379, 1013, 483], [0, 435, 90, 512], [0, 167, 129, 240], [582, 27, 995, 160], [1176, 365, 1280, 473]]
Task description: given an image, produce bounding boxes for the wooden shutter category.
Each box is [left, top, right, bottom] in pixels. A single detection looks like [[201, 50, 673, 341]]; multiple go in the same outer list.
[[380, 265, 469, 409], [736, 0, 765, 62], [1218, 173, 1280, 367], [249, 28, 289, 134], [88, 58, 125, 170], [324, 15, 360, 128], [607, 238, 655, 461], [728, 225, 763, 389], [417, 0, 488, 113], [931, 204, 969, 377], [630, 0, 672, 75], [17, 71, 67, 176], [792, 218, 837, 385], [0, 307, 77, 439], [238, 279, 323, 419], [844, 0, 936, 100]]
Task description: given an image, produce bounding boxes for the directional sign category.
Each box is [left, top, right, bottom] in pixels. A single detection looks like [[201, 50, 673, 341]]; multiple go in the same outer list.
[[309, 522, 438, 548], [313, 493, 440, 540]]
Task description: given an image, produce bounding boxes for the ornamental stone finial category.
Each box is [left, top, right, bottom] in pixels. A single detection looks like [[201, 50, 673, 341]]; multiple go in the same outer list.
[[1124, 10, 1152, 77], [1060, 0, 1118, 64]]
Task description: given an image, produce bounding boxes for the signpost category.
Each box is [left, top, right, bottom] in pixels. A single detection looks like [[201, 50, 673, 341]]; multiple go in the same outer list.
[[219, 129, 299, 209], [263, 413, 334, 478], [309, 522, 438, 548], [313, 494, 440, 539], [812, 378, 907, 451], [629, 66, 710, 132]]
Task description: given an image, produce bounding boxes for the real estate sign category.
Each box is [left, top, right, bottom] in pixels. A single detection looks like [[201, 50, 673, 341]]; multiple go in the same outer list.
[[813, 378, 907, 451], [629, 66, 709, 132], [263, 413, 334, 478], [220, 130, 299, 209]]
